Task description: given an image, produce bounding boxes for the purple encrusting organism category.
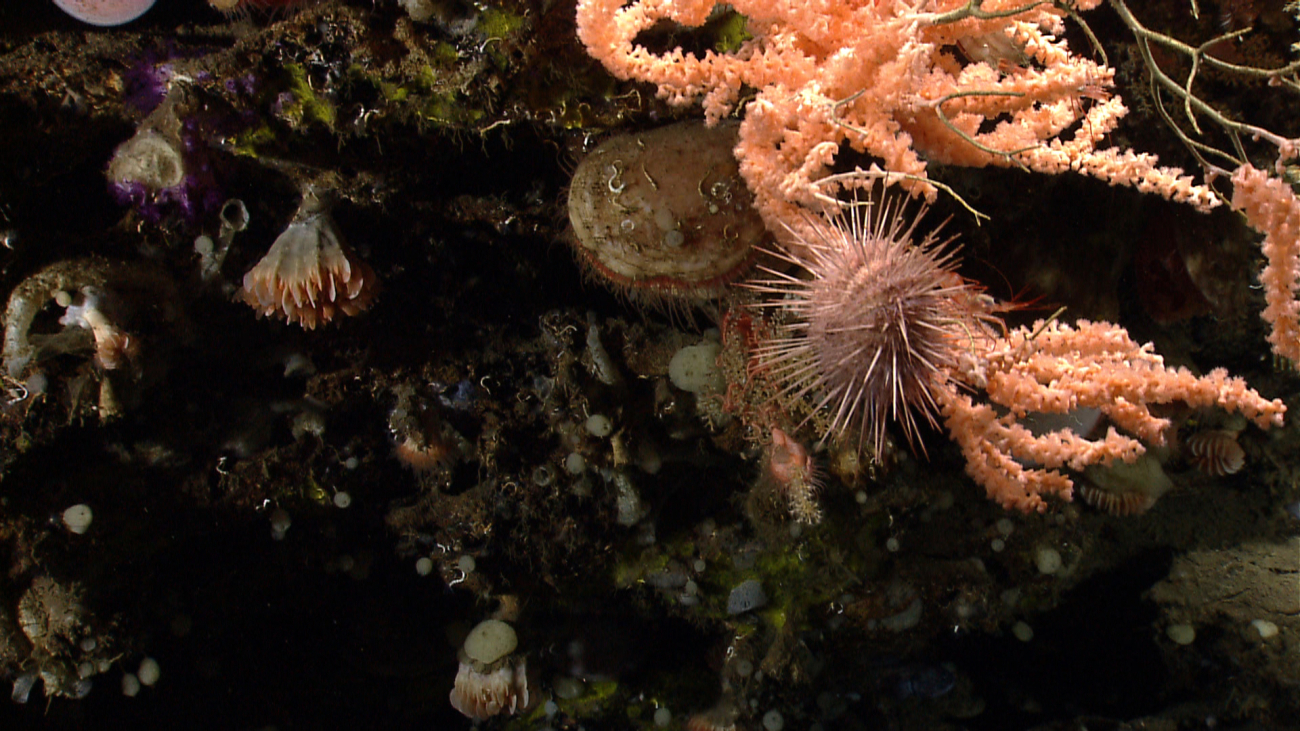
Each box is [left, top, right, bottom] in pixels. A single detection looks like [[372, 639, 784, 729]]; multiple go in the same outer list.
[[223, 74, 258, 97], [107, 106, 224, 226], [121, 44, 218, 115], [122, 58, 174, 115], [109, 55, 262, 226], [108, 157, 223, 225]]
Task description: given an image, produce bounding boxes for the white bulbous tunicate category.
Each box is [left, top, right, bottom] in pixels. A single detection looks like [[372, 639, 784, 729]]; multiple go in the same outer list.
[[62, 504, 93, 534], [398, 0, 436, 21], [25, 372, 48, 396], [415, 557, 434, 576], [612, 471, 646, 526], [564, 452, 587, 474], [121, 673, 141, 697], [552, 676, 584, 700], [269, 508, 292, 540], [1167, 623, 1196, 645], [11, 672, 37, 704], [585, 414, 613, 438], [1035, 546, 1063, 575], [1251, 619, 1279, 640], [636, 440, 662, 474]]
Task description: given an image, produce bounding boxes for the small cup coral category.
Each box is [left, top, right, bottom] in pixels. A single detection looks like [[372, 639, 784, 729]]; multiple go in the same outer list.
[[449, 619, 531, 721], [240, 187, 379, 329]]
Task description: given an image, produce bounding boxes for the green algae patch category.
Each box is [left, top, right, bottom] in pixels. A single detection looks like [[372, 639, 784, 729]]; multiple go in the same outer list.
[[712, 12, 752, 52], [281, 64, 337, 129]]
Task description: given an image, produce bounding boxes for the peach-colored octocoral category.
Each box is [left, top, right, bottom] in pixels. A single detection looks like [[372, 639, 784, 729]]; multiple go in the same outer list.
[[575, 0, 1220, 250], [578, 0, 1292, 514], [1230, 163, 1300, 364], [240, 187, 378, 329], [939, 319, 1285, 512]]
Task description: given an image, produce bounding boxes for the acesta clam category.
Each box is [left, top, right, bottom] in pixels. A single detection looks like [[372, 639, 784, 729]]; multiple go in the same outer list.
[[567, 121, 768, 304]]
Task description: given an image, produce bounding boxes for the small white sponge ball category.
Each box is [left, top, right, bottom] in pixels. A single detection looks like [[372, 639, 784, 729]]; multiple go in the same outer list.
[[668, 342, 723, 394], [463, 619, 517, 666], [62, 504, 93, 535], [137, 657, 160, 687]]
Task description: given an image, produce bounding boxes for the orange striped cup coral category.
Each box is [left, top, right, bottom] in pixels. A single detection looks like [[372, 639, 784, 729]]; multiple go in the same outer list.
[[1185, 429, 1245, 477], [240, 186, 379, 329]]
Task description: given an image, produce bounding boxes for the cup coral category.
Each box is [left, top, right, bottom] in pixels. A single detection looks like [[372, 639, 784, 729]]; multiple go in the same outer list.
[[240, 187, 379, 329], [449, 619, 531, 721]]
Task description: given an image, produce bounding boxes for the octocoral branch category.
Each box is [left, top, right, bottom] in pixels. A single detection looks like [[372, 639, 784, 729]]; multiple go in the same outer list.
[[1231, 164, 1300, 364], [940, 319, 1286, 512], [575, 0, 1223, 245]]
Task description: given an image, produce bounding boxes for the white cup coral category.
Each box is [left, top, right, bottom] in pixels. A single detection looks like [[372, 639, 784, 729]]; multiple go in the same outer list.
[[449, 619, 532, 721], [240, 186, 379, 329]]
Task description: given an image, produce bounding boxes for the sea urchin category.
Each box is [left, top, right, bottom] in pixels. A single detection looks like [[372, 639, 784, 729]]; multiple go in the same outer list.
[[748, 196, 998, 455]]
